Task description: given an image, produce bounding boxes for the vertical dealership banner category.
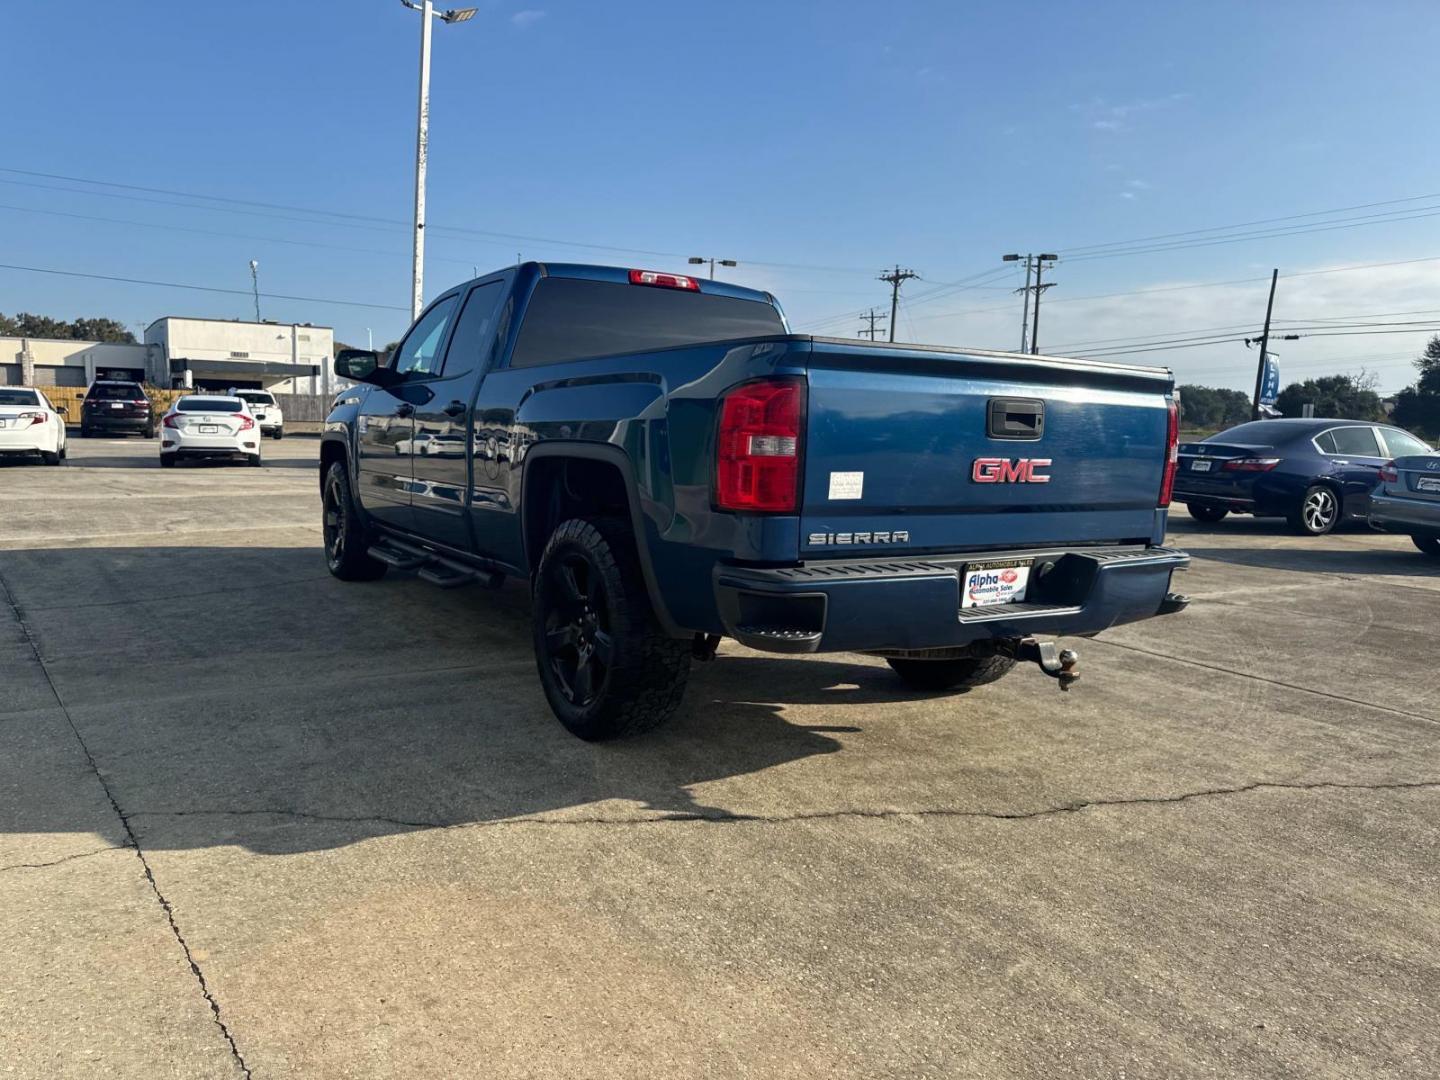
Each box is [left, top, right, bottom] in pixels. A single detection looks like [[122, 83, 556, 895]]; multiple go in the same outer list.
[[1260, 355, 1281, 406]]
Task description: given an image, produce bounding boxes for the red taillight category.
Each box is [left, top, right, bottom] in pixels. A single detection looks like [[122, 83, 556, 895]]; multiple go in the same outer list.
[[628, 269, 699, 291], [132, 399, 149, 407], [237, 414, 255, 431], [162, 413, 181, 429], [1220, 457, 1282, 472], [1159, 399, 1179, 508], [716, 378, 804, 512], [16, 411, 46, 427], [1379, 460, 1399, 484]]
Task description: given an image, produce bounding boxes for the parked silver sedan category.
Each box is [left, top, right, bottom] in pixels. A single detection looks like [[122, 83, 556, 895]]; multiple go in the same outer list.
[[1369, 454, 1440, 556]]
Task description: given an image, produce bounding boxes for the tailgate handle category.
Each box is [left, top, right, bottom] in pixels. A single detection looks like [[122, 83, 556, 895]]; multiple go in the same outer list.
[[988, 398, 1044, 440]]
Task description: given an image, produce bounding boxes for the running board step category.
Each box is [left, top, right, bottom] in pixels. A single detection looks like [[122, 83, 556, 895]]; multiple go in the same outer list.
[[367, 545, 426, 571], [368, 541, 503, 590]]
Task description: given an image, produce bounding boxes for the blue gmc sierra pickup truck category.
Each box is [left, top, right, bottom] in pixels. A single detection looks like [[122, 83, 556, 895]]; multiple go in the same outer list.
[[322, 262, 1189, 739]]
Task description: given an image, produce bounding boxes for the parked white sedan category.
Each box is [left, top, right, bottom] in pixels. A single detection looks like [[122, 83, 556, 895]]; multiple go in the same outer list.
[[0, 386, 67, 465], [159, 395, 262, 468]]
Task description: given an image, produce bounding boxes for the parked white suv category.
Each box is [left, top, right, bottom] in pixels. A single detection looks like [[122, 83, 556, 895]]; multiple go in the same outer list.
[[160, 395, 262, 467], [232, 389, 283, 439]]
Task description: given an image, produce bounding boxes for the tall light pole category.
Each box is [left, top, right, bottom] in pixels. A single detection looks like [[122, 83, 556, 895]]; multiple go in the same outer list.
[[400, 1, 477, 322], [249, 260, 261, 321], [687, 256, 737, 280]]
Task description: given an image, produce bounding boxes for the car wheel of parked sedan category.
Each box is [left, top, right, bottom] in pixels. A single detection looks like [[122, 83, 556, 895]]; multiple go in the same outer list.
[[886, 654, 1017, 691], [273, 428, 284, 440], [322, 461, 387, 581], [533, 517, 691, 740], [1413, 534, 1440, 557], [247, 453, 262, 467], [1289, 484, 1341, 536], [40, 449, 61, 466], [1187, 504, 1228, 523], [79, 425, 91, 438], [144, 425, 156, 439]]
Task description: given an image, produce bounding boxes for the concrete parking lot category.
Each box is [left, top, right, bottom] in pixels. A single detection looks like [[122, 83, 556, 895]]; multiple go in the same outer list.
[[3, 436, 1438, 1079]]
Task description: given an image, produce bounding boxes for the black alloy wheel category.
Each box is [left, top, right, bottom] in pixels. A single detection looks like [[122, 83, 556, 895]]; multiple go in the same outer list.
[[541, 551, 615, 710]]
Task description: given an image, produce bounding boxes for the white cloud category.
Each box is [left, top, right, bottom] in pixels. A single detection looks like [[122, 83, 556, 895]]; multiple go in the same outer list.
[[1119, 191, 1136, 200], [510, 9, 546, 28], [1078, 92, 1190, 133]]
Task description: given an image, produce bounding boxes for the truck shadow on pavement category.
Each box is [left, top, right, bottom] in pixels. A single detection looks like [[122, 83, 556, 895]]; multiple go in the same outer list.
[[0, 545, 889, 857], [1178, 544, 1437, 577]]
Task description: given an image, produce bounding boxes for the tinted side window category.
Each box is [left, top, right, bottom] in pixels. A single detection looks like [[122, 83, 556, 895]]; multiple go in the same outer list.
[[393, 294, 460, 376], [510, 278, 786, 368], [1327, 427, 1382, 456], [1381, 428, 1431, 457], [439, 281, 505, 377], [1313, 431, 1337, 453], [89, 384, 143, 400]]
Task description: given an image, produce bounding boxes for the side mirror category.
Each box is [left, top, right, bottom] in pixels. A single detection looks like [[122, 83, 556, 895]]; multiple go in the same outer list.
[[334, 349, 399, 388]]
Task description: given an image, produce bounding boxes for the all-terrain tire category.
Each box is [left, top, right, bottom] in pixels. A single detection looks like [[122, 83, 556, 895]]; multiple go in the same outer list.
[[1413, 534, 1440, 558], [1187, 504, 1228, 523], [533, 517, 690, 740], [322, 461, 387, 581], [887, 654, 1017, 691]]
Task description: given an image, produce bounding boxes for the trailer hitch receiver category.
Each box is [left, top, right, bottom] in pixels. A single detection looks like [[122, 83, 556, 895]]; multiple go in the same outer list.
[[1005, 638, 1080, 691]]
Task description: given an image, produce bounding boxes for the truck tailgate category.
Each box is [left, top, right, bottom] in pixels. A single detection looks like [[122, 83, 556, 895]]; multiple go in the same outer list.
[[801, 341, 1173, 555]]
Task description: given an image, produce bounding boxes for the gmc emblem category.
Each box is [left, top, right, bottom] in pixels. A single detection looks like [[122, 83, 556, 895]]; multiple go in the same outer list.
[[972, 457, 1052, 483]]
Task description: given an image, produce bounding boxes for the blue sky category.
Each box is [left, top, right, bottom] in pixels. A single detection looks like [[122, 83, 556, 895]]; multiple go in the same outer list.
[[6, 1, 1440, 390]]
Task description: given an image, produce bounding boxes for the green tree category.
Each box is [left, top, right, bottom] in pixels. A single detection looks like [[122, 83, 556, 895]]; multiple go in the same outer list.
[[0, 312, 136, 343], [1275, 372, 1384, 422], [1178, 384, 1252, 429], [1389, 335, 1440, 438]]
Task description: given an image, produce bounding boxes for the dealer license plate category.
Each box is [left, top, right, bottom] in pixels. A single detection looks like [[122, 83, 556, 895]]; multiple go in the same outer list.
[[110, 402, 124, 409], [199, 424, 220, 434], [961, 558, 1033, 609], [1190, 459, 1212, 472], [1418, 477, 1440, 493]]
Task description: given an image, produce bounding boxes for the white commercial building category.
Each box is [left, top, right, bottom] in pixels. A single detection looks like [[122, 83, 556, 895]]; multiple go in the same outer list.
[[145, 317, 332, 393], [3, 317, 333, 393]]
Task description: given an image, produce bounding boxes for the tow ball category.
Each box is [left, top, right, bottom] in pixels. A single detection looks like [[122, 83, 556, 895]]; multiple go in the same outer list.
[[1002, 638, 1080, 691]]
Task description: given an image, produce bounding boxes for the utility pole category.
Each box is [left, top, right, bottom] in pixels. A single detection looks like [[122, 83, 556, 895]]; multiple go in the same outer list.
[[400, 1, 477, 322], [858, 309, 887, 341], [1030, 255, 1057, 354], [1004, 254, 1032, 351], [1250, 268, 1280, 421], [249, 260, 261, 322], [879, 265, 919, 343]]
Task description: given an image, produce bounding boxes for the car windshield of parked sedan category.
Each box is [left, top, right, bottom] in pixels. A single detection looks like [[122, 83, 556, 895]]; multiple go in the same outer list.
[[175, 398, 245, 413], [0, 389, 41, 406]]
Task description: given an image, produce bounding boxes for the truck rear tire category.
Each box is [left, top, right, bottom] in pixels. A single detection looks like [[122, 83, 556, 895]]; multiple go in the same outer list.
[[533, 517, 690, 740], [322, 461, 387, 582], [1187, 504, 1228, 523], [886, 654, 1016, 691]]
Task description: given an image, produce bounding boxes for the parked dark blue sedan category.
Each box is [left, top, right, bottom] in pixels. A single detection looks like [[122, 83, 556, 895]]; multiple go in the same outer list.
[[1368, 454, 1440, 556], [1173, 418, 1432, 535]]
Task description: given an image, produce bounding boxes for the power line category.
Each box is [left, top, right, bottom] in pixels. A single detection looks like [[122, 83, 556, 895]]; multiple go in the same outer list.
[[1059, 188, 1440, 256], [0, 261, 409, 312]]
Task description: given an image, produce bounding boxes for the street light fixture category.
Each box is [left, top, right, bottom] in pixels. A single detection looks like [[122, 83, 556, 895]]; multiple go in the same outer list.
[[399, 0, 477, 321], [687, 256, 738, 280]]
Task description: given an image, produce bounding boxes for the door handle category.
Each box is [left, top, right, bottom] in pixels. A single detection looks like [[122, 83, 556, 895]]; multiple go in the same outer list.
[[395, 403, 415, 418], [1332, 459, 1349, 465], [442, 400, 466, 418]]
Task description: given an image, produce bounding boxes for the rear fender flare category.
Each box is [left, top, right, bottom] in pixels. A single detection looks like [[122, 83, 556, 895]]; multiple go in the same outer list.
[[521, 442, 682, 636]]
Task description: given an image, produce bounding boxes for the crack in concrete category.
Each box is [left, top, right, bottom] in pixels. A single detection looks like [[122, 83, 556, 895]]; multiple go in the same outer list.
[[0, 568, 253, 1080], [129, 778, 1440, 834], [0, 845, 126, 874]]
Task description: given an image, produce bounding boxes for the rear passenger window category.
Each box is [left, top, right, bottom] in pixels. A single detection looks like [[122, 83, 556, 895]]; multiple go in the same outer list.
[[439, 281, 504, 377], [1382, 429, 1431, 457], [1313, 431, 1336, 453], [1326, 427, 1382, 456]]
